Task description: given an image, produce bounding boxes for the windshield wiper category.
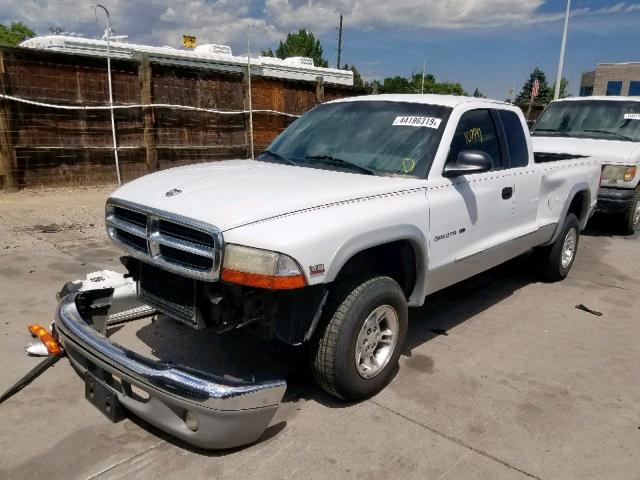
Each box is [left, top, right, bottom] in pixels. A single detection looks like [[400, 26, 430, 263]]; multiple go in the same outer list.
[[531, 128, 570, 137], [261, 149, 297, 166], [304, 155, 377, 176], [582, 129, 635, 142]]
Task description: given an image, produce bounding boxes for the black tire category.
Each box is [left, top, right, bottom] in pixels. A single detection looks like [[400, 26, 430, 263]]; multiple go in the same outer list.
[[310, 276, 408, 401], [536, 213, 580, 281], [622, 188, 640, 235]]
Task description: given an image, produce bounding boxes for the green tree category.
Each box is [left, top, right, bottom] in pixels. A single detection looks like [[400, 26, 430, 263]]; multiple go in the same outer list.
[[0, 21, 35, 47], [382, 75, 412, 93], [342, 63, 365, 89], [552, 78, 570, 99], [515, 67, 553, 108], [368, 71, 467, 96], [262, 29, 328, 68], [473, 88, 486, 98]]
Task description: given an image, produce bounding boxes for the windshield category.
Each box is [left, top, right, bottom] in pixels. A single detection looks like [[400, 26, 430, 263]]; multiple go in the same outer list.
[[531, 100, 640, 142], [258, 101, 452, 177]]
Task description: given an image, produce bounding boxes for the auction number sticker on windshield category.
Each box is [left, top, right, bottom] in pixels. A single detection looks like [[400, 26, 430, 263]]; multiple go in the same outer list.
[[393, 116, 442, 129], [624, 113, 640, 120]]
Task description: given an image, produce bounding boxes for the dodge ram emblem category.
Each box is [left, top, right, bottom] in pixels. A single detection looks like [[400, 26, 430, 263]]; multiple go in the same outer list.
[[165, 188, 182, 197]]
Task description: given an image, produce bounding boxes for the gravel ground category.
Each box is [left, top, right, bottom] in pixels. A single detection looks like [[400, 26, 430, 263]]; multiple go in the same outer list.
[[0, 186, 639, 480]]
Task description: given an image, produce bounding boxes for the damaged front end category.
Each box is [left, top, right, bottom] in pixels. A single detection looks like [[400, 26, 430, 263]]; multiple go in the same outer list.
[[52, 270, 287, 450]]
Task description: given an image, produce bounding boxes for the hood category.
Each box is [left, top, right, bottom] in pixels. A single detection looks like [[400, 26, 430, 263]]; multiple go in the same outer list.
[[532, 136, 640, 165], [111, 159, 425, 231]]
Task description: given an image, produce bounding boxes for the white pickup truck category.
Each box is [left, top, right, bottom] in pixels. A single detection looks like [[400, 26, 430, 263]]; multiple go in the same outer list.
[[54, 94, 600, 449], [532, 96, 640, 234]]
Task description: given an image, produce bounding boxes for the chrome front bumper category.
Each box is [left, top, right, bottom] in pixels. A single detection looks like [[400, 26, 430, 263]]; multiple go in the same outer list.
[[54, 292, 287, 449]]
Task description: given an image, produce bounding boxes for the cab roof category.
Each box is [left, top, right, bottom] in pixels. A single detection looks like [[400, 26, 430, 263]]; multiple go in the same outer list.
[[327, 94, 510, 109], [551, 96, 640, 103]]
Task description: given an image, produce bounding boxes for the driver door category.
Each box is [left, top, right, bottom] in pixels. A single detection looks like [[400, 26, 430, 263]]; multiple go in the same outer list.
[[426, 108, 516, 293]]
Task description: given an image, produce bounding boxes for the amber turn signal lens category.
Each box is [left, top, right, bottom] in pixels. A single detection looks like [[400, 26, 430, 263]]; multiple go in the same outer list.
[[221, 268, 307, 290], [28, 324, 63, 355], [624, 166, 637, 182]]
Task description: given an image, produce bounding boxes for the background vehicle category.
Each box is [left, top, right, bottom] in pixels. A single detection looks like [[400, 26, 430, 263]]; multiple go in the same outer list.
[[532, 96, 640, 234], [55, 95, 600, 448]]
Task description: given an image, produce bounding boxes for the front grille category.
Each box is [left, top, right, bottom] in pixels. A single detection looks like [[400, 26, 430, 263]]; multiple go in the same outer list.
[[138, 263, 198, 327], [116, 229, 148, 253], [159, 244, 214, 271], [158, 219, 216, 248], [105, 199, 223, 281], [113, 206, 146, 227]]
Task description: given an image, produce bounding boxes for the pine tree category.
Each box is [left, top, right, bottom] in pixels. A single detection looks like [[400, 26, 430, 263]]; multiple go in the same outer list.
[[261, 30, 328, 68], [515, 67, 553, 109]]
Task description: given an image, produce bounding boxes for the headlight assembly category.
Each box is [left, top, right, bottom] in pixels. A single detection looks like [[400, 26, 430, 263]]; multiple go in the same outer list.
[[221, 244, 307, 289], [601, 165, 637, 183]]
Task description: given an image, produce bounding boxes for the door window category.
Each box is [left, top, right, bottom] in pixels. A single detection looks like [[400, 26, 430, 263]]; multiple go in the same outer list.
[[447, 109, 502, 170], [498, 110, 529, 168]]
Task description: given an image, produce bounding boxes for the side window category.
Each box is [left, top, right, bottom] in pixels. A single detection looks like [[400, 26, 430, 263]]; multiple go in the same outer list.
[[447, 109, 502, 169], [498, 110, 529, 168]]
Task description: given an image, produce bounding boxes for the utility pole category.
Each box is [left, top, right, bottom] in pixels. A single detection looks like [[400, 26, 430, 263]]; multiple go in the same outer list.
[[554, 0, 571, 100], [336, 14, 343, 69], [421, 60, 426, 94], [93, 4, 121, 185]]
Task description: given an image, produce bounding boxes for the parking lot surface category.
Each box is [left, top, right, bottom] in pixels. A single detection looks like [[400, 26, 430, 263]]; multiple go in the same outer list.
[[1, 186, 639, 480]]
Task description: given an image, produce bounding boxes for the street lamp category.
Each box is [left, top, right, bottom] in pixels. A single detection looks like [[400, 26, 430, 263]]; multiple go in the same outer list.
[[554, 0, 571, 100], [93, 4, 121, 185]]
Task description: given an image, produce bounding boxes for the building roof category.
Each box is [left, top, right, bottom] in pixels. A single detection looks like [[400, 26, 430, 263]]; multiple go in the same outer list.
[[596, 62, 640, 66], [328, 94, 509, 108]]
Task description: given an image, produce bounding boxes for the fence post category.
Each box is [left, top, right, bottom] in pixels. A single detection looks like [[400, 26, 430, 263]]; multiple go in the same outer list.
[[242, 70, 251, 158], [139, 54, 158, 172], [316, 76, 325, 104], [0, 50, 17, 190]]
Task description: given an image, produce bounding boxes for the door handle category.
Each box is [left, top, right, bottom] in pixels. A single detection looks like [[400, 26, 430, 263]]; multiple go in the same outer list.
[[502, 187, 513, 200]]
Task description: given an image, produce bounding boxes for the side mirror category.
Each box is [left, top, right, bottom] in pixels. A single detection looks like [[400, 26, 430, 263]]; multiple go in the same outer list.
[[443, 150, 493, 177]]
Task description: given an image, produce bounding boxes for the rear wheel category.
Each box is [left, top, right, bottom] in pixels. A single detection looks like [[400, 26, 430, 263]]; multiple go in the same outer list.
[[536, 213, 580, 281], [310, 276, 408, 401], [622, 188, 640, 235]]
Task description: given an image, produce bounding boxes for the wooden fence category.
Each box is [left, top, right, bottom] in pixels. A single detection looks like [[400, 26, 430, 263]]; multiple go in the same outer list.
[[0, 46, 363, 189]]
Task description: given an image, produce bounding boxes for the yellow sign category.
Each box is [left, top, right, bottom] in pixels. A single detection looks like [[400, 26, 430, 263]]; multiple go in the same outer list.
[[183, 35, 196, 49]]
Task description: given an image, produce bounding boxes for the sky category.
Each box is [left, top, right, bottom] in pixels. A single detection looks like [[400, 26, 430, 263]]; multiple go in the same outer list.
[[1, 0, 640, 99]]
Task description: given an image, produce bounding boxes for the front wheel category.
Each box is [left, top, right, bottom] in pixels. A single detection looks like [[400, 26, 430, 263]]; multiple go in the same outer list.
[[536, 213, 580, 281], [310, 276, 408, 401], [622, 188, 640, 235]]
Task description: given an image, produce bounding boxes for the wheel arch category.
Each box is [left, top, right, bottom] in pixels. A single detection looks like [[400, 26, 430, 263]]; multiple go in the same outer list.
[[547, 183, 592, 245], [324, 224, 427, 307]]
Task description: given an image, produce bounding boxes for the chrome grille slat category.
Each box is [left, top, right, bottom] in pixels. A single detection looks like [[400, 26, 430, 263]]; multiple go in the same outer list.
[[106, 216, 147, 238], [105, 199, 223, 281], [151, 233, 215, 259]]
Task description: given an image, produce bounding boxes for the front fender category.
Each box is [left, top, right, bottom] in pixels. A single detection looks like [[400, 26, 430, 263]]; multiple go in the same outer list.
[[222, 189, 431, 305], [323, 224, 428, 306]]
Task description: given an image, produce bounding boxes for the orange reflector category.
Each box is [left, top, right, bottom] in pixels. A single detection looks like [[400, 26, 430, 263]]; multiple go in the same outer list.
[[221, 268, 307, 290], [28, 324, 63, 356]]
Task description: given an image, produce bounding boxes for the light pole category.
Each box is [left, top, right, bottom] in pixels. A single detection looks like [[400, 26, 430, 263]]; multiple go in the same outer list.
[[93, 4, 121, 185], [554, 0, 571, 100]]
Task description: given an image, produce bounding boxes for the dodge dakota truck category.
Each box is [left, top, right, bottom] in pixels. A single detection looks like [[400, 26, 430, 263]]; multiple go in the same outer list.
[[532, 96, 640, 234], [53, 94, 600, 449]]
